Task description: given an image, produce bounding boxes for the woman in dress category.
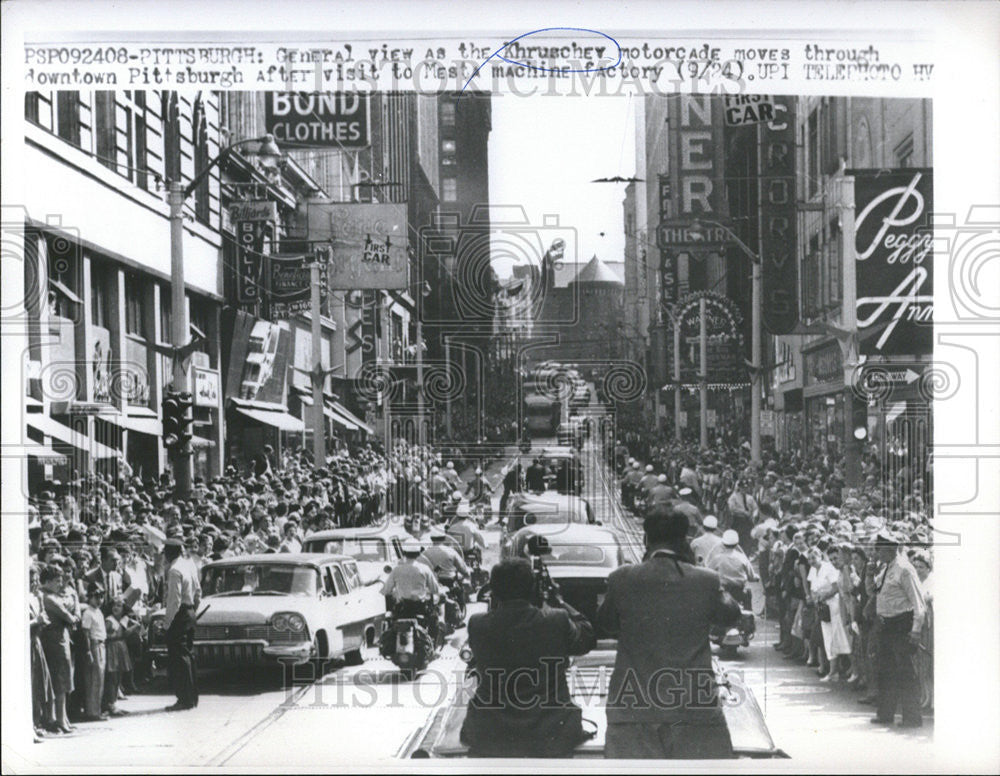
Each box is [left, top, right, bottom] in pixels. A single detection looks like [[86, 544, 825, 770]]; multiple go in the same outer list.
[[103, 597, 136, 716], [808, 547, 853, 681], [39, 564, 79, 733], [29, 564, 55, 738]]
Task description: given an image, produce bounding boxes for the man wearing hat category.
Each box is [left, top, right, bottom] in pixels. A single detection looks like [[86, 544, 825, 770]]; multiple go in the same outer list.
[[706, 530, 757, 610], [162, 537, 201, 711], [595, 505, 740, 759], [691, 515, 723, 566], [621, 461, 643, 512], [382, 539, 441, 642], [637, 465, 658, 504], [870, 530, 926, 728]]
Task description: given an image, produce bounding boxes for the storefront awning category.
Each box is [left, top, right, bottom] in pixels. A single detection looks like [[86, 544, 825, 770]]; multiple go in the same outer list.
[[327, 407, 358, 431], [234, 406, 305, 432], [25, 442, 68, 464], [330, 401, 372, 434], [100, 410, 161, 436], [26, 414, 119, 459]]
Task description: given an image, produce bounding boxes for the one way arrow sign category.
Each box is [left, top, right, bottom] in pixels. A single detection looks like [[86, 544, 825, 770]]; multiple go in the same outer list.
[[886, 368, 921, 384]]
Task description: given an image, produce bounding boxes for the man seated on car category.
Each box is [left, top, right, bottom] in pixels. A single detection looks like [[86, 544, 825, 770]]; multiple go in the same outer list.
[[461, 558, 596, 758]]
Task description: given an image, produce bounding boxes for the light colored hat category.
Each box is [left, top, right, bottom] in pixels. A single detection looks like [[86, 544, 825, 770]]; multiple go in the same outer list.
[[452, 491, 463, 502], [447, 462, 455, 469], [632, 462, 640, 469], [657, 474, 667, 483], [703, 515, 718, 530], [645, 465, 654, 473], [722, 529, 739, 547], [402, 538, 423, 555]]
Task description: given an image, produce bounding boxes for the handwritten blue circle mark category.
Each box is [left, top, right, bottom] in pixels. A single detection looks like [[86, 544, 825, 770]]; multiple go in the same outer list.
[[461, 27, 622, 92]]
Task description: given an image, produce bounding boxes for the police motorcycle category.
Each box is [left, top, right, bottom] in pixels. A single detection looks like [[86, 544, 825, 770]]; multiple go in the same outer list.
[[378, 543, 445, 680], [711, 582, 756, 659], [463, 545, 489, 591]]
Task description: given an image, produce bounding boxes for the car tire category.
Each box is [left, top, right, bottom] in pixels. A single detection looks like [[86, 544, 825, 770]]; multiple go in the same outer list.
[[344, 627, 378, 666], [312, 631, 329, 673]]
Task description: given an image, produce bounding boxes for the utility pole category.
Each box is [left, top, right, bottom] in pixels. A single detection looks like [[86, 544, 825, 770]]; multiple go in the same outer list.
[[310, 259, 325, 468], [167, 182, 193, 496], [672, 310, 682, 442], [750, 253, 762, 466], [838, 174, 862, 488], [416, 317, 425, 447], [699, 296, 708, 449]]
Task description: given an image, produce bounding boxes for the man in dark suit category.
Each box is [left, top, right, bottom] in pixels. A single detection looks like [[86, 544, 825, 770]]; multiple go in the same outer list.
[[595, 505, 741, 759], [525, 458, 548, 492], [461, 558, 596, 758], [82, 548, 131, 614]]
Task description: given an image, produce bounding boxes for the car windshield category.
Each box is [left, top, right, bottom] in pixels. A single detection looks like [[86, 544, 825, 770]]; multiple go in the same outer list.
[[307, 537, 388, 562], [202, 564, 319, 597]]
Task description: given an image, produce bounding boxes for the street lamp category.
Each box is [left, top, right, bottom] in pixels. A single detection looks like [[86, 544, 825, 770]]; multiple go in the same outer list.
[[167, 133, 282, 495], [688, 218, 763, 466]]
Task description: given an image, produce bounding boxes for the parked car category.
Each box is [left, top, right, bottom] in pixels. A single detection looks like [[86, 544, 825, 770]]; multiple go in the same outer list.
[[302, 525, 413, 586], [147, 553, 386, 670]]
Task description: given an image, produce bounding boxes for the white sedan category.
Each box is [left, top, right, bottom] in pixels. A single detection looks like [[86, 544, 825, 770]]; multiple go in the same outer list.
[[148, 553, 386, 669]]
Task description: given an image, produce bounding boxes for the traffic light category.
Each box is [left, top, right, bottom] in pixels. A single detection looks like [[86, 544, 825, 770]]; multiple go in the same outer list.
[[851, 396, 869, 442], [162, 388, 194, 455]]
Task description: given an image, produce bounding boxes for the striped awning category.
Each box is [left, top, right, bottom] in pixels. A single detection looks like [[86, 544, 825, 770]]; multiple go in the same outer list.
[[26, 414, 119, 459]]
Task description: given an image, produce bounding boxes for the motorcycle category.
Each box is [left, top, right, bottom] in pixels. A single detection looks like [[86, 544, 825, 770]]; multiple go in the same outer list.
[[711, 585, 756, 659], [463, 547, 489, 590], [436, 572, 467, 632], [379, 600, 441, 680], [469, 500, 493, 527]]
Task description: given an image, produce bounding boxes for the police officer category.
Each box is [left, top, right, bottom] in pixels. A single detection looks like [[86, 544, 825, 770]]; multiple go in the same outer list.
[[621, 461, 643, 512], [691, 515, 723, 565], [162, 537, 201, 712], [645, 474, 675, 514], [382, 539, 441, 640], [706, 529, 757, 610]]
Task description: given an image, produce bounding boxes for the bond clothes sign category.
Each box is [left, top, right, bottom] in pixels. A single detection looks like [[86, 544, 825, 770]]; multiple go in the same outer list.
[[850, 168, 933, 356], [758, 96, 798, 334], [306, 202, 408, 290], [265, 92, 370, 147], [193, 367, 220, 407]]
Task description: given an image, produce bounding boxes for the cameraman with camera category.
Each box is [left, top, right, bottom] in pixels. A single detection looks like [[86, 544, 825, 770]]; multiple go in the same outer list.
[[460, 547, 596, 758]]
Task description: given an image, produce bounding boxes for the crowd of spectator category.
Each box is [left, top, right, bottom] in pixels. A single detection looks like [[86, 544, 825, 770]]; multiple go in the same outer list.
[[26, 437, 475, 740]]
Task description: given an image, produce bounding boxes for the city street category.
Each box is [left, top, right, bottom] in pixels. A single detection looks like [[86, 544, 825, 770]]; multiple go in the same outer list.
[[16, 440, 933, 768]]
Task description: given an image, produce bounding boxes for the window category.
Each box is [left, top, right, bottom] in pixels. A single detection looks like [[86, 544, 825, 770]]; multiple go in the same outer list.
[[26, 91, 53, 130], [159, 283, 172, 343], [441, 139, 456, 154], [124, 272, 146, 337], [442, 177, 457, 201], [192, 97, 211, 224], [94, 92, 117, 171], [161, 91, 180, 183], [56, 91, 81, 146], [440, 100, 455, 127], [90, 261, 113, 329], [133, 91, 149, 190], [342, 562, 361, 590], [189, 295, 210, 357], [895, 133, 914, 169], [331, 565, 349, 596]]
